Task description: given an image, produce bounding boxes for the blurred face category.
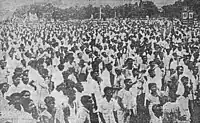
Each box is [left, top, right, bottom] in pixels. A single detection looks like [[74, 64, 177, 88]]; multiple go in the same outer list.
[[92, 71, 99, 78], [125, 79, 133, 88], [150, 61, 155, 68], [177, 67, 184, 75], [13, 77, 21, 86], [105, 89, 113, 98], [193, 67, 199, 75], [142, 56, 147, 63], [150, 84, 157, 92], [182, 78, 189, 86], [85, 98, 94, 111], [28, 100, 36, 111], [149, 70, 156, 78], [22, 76, 29, 84], [0, 61, 7, 69], [47, 100, 55, 109], [1, 83, 9, 93], [133, 69, 139, 76]]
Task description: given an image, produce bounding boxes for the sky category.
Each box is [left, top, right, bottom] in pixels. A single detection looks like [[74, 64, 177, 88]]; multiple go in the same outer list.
[[0, 0, 177, 19]]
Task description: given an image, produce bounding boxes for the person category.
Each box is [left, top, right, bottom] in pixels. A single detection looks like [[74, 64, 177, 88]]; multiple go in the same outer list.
[[146, 83, 161, 123], [0, 82, 9, 98], [99, 87, 118, 123], [20, 91, 39, 120], [117, 78, 134, 123], [162, 93, 180, 123], [0, 82, 10, 112], [50, 82, 71, 123], [1, 92, 36, 123], [5, 74, 24, 97], [40, 96, 65, 123], [76, 95, 94, 123], [0, 60, 9, 83], [176, 78, 191, 123]]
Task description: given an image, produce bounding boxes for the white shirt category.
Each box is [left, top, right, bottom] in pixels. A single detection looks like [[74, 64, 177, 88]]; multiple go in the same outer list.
[[76, 107, 91, 123], [99, 98, 118, 123]]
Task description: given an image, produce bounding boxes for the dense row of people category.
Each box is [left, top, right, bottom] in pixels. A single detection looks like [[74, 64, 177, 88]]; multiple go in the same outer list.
[[0, 18, 200, 123]]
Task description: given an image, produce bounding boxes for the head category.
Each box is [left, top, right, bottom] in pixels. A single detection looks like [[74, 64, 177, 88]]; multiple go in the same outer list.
[[103, 87, 113, 98], [0, 60, 7, 69], [142, 56, 147, 63], [91, 70, 99, 79], [132, 68, 139, 76], [124, 79, 133, 89], [78, 60, 85, 67], [193, 66, 199, 76], [152, 104, 163, 118], [81, 95, 94, 111], [9, 93, 22, 105], [56, 82, 66, 92], [149, 61, 156, 68], [177, 66, 184, 75], [12, 75, 21, 86], [44, 96, 55, 109], [48, 81, 55, 93], [14, 67, 23, 76], [22, 75, 29, 85], [21, 90, 31, 100], [187, 61, 194, 71], [148, 69, 156, 78], [148, 83, 157, 93], [115, 68, 122, 75], [181, 76, 189, 86], [74, 82, 84, 93], [0, 83, 9, 93]]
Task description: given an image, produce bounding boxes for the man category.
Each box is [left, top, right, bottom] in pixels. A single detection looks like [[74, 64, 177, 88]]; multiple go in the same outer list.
[[0, 60, 9, 83], [176, 80, 191, 123], [5, 74, 24, 97], [99, 87, 118, 123], [117, 78, 135, 123], [76, 95, 94, 123], [50, 83, 70, 123], [40, 96, 65, 123], [0, 82, 10, 111], [20, 90, 39, 120]]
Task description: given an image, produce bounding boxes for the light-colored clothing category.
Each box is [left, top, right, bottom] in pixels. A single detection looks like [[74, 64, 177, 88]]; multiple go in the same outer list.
[[99, 98, 118, 123], [163, 102, 180, 123], [40, 107, 65, 123], [5, 83, 25, 97], [117, 89, 134, 123], [176, 96, 191, 123], [76, 107, 91, 123]]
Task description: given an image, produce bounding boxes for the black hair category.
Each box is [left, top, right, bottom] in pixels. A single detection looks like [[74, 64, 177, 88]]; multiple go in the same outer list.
[[44, 96, 55, 105], [58, 64, 65, 71], [0, 83, 8, 90], [21, 90, 30, 97], [81, 95, 92, 105], [124, 79, 131, 84]]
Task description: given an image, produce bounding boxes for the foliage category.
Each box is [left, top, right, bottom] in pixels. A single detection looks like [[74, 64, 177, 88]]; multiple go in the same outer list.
[[13, 0, 160, 21], [162, 0, 200, 19]]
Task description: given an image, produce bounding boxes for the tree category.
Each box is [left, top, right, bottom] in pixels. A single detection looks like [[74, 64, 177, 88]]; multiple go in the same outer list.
[[142, 1, 159, 18]]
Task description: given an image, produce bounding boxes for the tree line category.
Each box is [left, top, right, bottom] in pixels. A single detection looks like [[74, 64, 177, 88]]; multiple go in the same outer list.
[[12, 0, 200, 21]]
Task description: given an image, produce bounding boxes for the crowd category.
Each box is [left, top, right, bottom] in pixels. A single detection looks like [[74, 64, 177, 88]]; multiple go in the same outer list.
[[0, 18, 200, 123]]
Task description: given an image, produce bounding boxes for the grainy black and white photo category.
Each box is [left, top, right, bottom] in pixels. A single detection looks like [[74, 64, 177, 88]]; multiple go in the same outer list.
[[0, 0, 200, 123]]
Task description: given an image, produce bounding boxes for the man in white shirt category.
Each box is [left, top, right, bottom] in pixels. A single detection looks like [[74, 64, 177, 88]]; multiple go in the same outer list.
[[76, 95, 94, 123], [5, 75, 24, 97]]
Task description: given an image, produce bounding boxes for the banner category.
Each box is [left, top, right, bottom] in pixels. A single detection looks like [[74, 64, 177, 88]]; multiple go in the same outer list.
[[189, 12, 194, 19], [182, 12, 188, 20]]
